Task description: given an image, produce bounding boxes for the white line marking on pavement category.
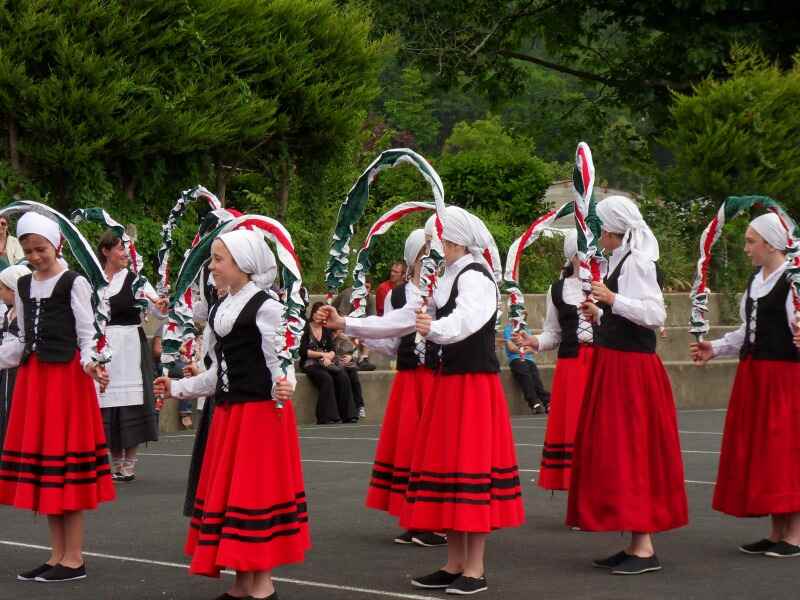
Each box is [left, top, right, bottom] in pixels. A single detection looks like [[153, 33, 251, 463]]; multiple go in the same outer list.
[[0, 540, 440, 600]]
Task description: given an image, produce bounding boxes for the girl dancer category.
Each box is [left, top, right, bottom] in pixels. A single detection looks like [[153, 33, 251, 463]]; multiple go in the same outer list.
[[0, 211, 114, 583], [0, 264, 30, 450], [514, 231, 595, 491], [155, 229, 309, 600], [567, 195, 687, 575], [691, 212, 800, 557]]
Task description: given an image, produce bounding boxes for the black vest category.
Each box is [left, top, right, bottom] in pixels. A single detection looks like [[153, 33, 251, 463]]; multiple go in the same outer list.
[[208, 290, 273, 404], [740, 271, 800, 362], [550, 278, 589, 358], [435, 262, 500, 374], [19, 271, 80, 363], [595, 252, 657, 354], [108, 270, 140, 326], [389, 284, 438, 371]]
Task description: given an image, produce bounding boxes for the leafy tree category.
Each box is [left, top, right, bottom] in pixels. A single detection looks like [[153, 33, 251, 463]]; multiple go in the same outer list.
[[365, 0, 800, 119], [662, 46, 800, 211], [382, 66, 441, 151]]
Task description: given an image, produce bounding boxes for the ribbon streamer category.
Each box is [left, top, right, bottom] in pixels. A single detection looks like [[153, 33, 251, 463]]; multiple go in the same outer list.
[[572, 142, 603, 297], [325, 148, 447, 305], [503, 202, 578, 332]]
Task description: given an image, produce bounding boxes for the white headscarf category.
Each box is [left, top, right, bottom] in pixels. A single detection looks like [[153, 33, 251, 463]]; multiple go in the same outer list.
[[16, 212, 62, 252], [218, 229, 277, 291], [596, 195, 659, 261], [749, 213, 788, 252], [424, 213, 437, 240], [403, 229, 427, 269], [440, 206, 501, 281], [563, 229, 578, 260], [0, 264, 31, 293]]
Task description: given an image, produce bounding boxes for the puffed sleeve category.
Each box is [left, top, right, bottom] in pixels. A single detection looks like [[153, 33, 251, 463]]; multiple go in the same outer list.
[[71, 275, 101, 368], [536, 285, 563, 352], [171, 324, 218, 399], [610, 255, 666, 329], [257, 299, 296, 392]]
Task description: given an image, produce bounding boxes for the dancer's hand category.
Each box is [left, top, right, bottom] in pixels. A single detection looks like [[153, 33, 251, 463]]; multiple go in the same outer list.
[[320, 306, 345, 330], [153, 376, 173, 399], [590, 281, 615, 305], [415, 311, 432, 336], [580, 301, 600, 322], [689, 341, 714, 365], [274, 378, 293, 402], [154, 296, 169, 314], [513, 331, 539, 351], [183, 362, 200, 377], [85, 362, 110, 391]]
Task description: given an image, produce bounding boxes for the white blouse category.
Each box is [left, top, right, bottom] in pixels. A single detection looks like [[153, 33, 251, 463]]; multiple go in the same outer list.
[[171, 281, 296, 399], [537, 277, 594, 352], [710, 262, 795, 358], [596, 248, 666, 329], [344, 254, 497, 345], [0, 270, 97, 369]]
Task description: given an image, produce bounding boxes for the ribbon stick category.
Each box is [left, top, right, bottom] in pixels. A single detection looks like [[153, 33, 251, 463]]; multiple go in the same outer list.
[[503, 202, 577, 332], [0, 200, 111, 363], [689, 195, 800, 341], [572, 142, 603, 298], [350, 201, 436, 317], [156, 185, 222, 297], [325, 148, 447, 305]]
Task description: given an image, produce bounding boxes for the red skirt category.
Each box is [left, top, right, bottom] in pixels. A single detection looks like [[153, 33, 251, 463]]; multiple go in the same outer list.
[[566, 348, 688, 532], [366, 366, 434, 518], [0, 353, 115, 514], [713, 358, 800, 517], [538, 345, 594, 491], [400, 372, 525, 533], [186, 399, 310, 577]]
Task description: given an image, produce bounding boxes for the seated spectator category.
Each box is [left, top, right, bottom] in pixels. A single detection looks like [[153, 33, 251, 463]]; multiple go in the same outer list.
[[503, 321, 551, 413], [375, 261, 406, 316], [333, 280, 377, 371], [299, 301, 357, 424], [333, 330, 366, 418]]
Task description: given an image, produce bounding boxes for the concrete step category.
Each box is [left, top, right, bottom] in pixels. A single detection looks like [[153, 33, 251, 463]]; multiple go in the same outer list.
[[159, 360, 739, 431]]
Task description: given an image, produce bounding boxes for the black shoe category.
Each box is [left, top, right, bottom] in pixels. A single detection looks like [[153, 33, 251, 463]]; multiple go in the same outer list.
[[764, 541, 800, 558], [17, 563, 54, 581], [592, 550, 631, 569], [393, 531, 415, 544], [739, 538, 778, 555], [411, 570, 462, 589], [446, 575, 488, 595], [530, 402, 543, 414], [248, 594, 278, 600], [35, 563, 87, 582], [357, 359, 376, 372], [611, 554, 662, 575], [215, 594, 247, 600], [412, 532, 448, 547]]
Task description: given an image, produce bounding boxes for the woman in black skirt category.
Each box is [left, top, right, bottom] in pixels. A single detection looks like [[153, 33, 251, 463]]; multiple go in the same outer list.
[[299, 301, 356, 424], [96, 230, 167, 482]]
